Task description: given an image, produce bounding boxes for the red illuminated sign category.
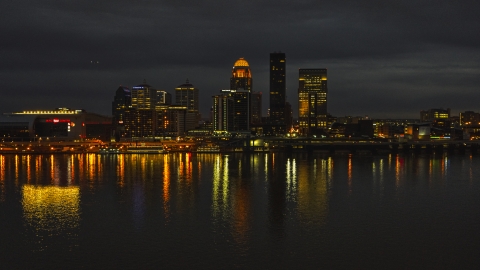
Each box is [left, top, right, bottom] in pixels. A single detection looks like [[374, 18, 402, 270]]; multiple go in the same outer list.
[[45, 118, 71, 124]]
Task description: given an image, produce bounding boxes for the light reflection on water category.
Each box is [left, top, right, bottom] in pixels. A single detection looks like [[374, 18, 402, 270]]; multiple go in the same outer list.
[[22, 185, 80, 252], [0, 152, 479, 268]]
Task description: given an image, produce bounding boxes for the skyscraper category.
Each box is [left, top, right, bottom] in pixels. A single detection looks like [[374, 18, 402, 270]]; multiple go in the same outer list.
[[230, 58, 252, 92], [175, 79, 199, 112], [112, 86, 131, 124], [228, 58, 253, 132], [131, 80, 157, 110], [250, 91, 262, 125], [212, 93, 234, 132], [269, 52, 287, 134], [175, 79, 200, 130], [269, 52, 286, 133], [298, 69, 328, 136]]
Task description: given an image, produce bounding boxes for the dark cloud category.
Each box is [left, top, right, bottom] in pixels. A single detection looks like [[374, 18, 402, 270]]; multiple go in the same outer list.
[[1, 0, 479, 119]]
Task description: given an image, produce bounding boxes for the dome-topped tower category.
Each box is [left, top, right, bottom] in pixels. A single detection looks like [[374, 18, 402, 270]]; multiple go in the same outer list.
[[230, 57, 252, 91]]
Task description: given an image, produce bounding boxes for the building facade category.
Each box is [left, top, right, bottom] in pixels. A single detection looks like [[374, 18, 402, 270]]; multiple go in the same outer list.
[[230, 58, 252, 92], [1, 108, 112, 141], [269, 52, 286, 134], [212, 94, 234, 132], [298, 68, 328, 136], [131, 81, 156, 110], [175, 79, 200, 128], [250, 91, 262, 125]]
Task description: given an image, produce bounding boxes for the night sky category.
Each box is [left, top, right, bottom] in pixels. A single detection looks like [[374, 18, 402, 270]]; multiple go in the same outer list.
[[2, 0, 479, 119]]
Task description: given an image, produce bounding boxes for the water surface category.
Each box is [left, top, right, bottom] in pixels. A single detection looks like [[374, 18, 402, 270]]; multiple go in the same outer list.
[[0, 153, 479, 269]]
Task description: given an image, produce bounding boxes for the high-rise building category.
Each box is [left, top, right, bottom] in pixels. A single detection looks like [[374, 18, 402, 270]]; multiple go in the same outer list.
[[175, 79, 199, 111], [269, 52, 286, 133], [124, 109, 157, 139], [112, 86, 131, 123], [230, 58, 252, 92], [216, 89, 250, 132], [155, 90, 171, 109], [175, 79, 200, 128], [250, 91, 262, 125], [111, 86, 131, 141], [131, 81, 156, 110], [298, 69, 328, 136], [212, 93, 234, 132]]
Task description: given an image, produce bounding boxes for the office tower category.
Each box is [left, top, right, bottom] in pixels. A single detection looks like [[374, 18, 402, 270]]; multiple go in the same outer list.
[[217, 89, 250, 132], [155, 90, 172, 107], [250, 91, 262, 124], [112, 86, 131, 124], [124, 109, 157, 138], [212, 94, 234, 132], [131, 81, 156, 110], [420, 108, 450, 122], [111, 86, 131, 141], [298, 68, 328, 136], [175, 79, 199, 111], [285, 101, 293, 131], [269, 52, 286, 133], [230, 58, 252, 92], [175, 79, 200, 128]]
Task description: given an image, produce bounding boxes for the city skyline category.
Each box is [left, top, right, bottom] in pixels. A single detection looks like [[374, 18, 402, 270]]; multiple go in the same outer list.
[[1, 1, 479, 119]]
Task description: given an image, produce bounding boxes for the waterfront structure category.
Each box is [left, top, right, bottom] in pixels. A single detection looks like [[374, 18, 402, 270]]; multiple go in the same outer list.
[[298, 68, 328, 136], [124, 109, 157, 139], [269, 52, 286, 134], [0, 108, 111, 141]]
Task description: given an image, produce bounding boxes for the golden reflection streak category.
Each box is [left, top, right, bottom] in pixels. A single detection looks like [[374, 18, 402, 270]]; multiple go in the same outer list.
[[88, 153, 96, 181], [347, 155, 352, 193], [327, 157, 333, 187], [222, 156, 229, 214], [67, 154, 73, 185], [78, 154, 84, 181], [212, 155, 221, 217], [163, 154, 171, 220], [26, 155, 31, 183], [15, 155, 19, 184], [443, 155, 447, 177], [117, 154, 125, 187], [264, 153, 269, 182], [50, 155, 55, 184], [395, 155, 401, 187], [35, 155, 42, 182], [178, 155, 184, 183], [0, 155, 4, 202], [186, 153, 192, 183], [286, 158, 297, 201], [211, 155, 231, 220]]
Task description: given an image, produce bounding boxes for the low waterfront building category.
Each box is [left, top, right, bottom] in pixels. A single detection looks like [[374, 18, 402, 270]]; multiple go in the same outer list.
[[1, 108, 112, 141]]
